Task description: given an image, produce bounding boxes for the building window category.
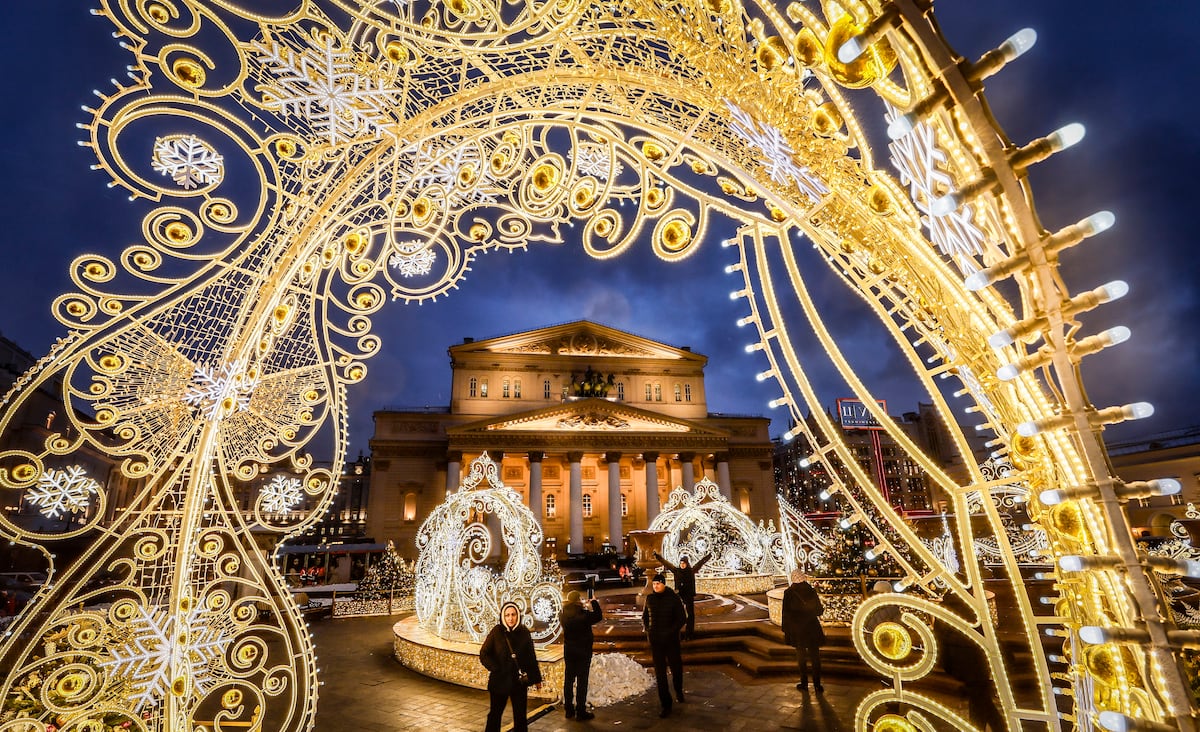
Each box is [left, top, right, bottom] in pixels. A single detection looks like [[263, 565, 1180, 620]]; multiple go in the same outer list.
[[616, 382, 624, 400], [582, 493, 592, 518], [514, 378, 521, 398], [645, 383, 653, 401], [654, 383, 662, 402], [503, 378, 510, 398], [545, 493, 557, 518], [544, 379, 552, 399], [674, 383, 682, 402], [469, 377, 477, 398], [621, 493, 628, 517], [480, 379, 488, 397], [684, 384, 692, 402], [403, 492, 418, 522]]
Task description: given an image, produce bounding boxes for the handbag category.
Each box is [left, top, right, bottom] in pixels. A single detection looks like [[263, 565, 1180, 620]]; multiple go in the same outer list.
[[503, 632, 531, 686]]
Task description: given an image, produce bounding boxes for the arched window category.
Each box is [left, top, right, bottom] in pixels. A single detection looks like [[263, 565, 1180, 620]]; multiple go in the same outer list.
[[654, 383, 662, 402], [545, 493, 557, 518], [616, 382, 625, 401], [544, 379, 552, 399], [644, 383, 653, 401], [684, 384, 692, 402], [469, 377, 478, 398], [502, 378, 510, 398], [513, 378, 522, 398], [582, 493, 593, 518], [480, 379, 489, 398], [673, 383, 682, 402], [403, 492, 418, 522], [621, 493, 629, 517]]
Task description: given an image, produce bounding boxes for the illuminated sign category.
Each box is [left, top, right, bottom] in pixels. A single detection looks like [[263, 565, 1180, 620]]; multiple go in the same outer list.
[[837, 398, 887, 430]]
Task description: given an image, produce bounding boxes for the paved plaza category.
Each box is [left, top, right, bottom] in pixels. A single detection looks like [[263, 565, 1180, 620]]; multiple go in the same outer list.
[[310, 613, 962, 732]]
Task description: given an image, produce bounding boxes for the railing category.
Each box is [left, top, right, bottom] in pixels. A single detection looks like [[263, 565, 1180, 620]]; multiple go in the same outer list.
[[330, 588, 415, 618]]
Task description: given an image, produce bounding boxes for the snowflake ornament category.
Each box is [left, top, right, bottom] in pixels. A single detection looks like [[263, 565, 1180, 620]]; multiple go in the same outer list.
[[725, 100, 829, 201], [570, 142, 622, 181], [408, 141, 497, 204], [261, 474, 305, 514], [101, 604, 230, 712], [183, 359, 258, 421], [25, 465, 101, 518], [151, 134, 224, 189], [389, 248, 436, 277]]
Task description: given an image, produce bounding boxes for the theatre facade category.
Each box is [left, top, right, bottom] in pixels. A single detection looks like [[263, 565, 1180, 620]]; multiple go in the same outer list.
[[366, 321, 775, 558]]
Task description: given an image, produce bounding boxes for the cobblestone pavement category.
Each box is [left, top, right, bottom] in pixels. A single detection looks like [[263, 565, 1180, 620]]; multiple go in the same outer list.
[[310, 614, 923, 732]]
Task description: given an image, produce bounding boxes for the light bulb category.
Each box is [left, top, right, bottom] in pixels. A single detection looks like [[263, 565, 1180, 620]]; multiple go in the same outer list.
[[818, 489, 833, 501], [1082, 210, 1115, 235], [729, 289, 748, 300], [755, 370, 773, 382], [837, 37, 865, 64], [1099, 280, 1129, 301], [1017, 421, 1040, 437], [997, 363, 1020, 381], [1125, 402, 1155, 420], [887, 112, 916, 140], [1038, 489, 1066, 505], [745, 342, 764, 353], [768, 398, 788, 408], [930, 194, 959, 217], [736, 316, 754, 327], [724, 263, 742, 274], [964, 270, 990, 291], [988, 330, 1015, 348], [1078, 626, 1107, 644], [1102, 326, 1131, 346], [1002, 28, 1037, 58], [1047, 123, 1086, 151]]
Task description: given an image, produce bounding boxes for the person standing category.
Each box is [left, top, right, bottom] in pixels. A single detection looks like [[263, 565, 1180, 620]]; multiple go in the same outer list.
[[642, 572, 686, 717], [781, 569, 825, 692], [560, 589, 603, 721], [654, 551, 712, 639], [480, 601, 544, 732]]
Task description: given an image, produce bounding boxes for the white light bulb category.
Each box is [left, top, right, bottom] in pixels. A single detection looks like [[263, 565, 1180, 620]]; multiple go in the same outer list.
[[1102, 326, 1131, 346], [964, 270, 991, 291], [1038, 489, 1066, 505], [768, 398, 788, 409], [887, 112, 916, 140], [997, 363, 1020, 381], [1078, 626, 1107, 644], [1058, 556, 1084, 572], [988, 330, 1015, 348], [1153, 478, 1182, 496], [745, 342, 764, 353], [1017, 421, 1040, 437], [1125, 402, 1155, 420], [737, 316, 754, 327], [1082, 210, 1116, 235], [1003, 28, 1038, 57], [1096, 711, 1131, 732], [755, 370, 773, 382], [930, 194, 959, 217], [782, 429, 796, 442], [1048, 122, 1086, 150], [724, 263, 741, 274], [1099, 280, 1129, 301], [818, 489, 832, 501]]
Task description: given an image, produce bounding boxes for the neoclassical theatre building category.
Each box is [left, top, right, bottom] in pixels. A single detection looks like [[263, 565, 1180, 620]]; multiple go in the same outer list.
[[366, 321, 776, 558]]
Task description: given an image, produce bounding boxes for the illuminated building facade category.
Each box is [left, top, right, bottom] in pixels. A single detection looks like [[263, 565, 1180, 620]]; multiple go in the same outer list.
[[366, 321, 774, 556]]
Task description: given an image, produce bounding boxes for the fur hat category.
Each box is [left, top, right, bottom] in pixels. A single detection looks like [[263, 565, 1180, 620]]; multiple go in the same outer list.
[[565, 590, 581, 604], [652, 572, 667, 584]]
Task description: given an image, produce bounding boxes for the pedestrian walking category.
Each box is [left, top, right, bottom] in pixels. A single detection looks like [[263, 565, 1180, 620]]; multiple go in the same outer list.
[[654, 551, 712, 639], [560, 589, 603, 721], [781, 569, 825, 692], [480, 601, 543, 732], [642, 572, 686, 717]]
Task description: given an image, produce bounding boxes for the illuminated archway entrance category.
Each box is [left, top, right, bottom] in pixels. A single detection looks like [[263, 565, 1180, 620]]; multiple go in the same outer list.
[[0, 1, 1190, 730]]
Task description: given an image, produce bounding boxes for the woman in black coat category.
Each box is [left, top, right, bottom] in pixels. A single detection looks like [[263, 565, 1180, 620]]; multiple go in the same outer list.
[[781, 569, 826, 692], [480, 601, 544, 732]]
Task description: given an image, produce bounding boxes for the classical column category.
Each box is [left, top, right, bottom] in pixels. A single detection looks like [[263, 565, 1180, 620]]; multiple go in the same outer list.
[[445, 451, 462, 496], [528, 451, 545, 518], [568, 451, 584, 554], [605, 452, 623, 553], [679, 452, 696, 492], [643, 452, 661, 523], [716, 452, 732, 500]]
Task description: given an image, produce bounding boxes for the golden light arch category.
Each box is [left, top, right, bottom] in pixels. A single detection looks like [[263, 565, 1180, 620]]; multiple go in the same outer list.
[[0, 1, 1192, 731]]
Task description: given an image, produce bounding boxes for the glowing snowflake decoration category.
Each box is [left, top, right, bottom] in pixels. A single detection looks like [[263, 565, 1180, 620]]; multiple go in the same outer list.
[[389, 247, 436, 277], [886, 104, 992, 273], [570, 142, 622, 181], [100, 604, 230, 712], [532, 597, 554, 622], [151, 134, 224, 189], [25, 465, 100, 518], [651, 478, 770, 575], [408, 140, 497, 204], [251, 32, 399, 145], [183, 359, 258, 421], [261, 474, 304, 514], [725, 100, 829, 201]]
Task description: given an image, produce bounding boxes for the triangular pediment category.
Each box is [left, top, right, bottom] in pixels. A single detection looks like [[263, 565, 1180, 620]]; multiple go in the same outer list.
[[447, 399, 726, 435], [450, 321, 704, 362]]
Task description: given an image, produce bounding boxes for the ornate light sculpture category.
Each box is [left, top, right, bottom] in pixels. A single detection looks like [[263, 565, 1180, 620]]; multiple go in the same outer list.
[[414, 453, 562, 643], [0, 0, 1186, 729], [650, 478, 771, 575]]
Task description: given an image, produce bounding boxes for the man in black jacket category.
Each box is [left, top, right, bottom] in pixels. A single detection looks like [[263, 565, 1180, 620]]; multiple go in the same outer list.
[[642, 573, 686, 717], [654, 551, 712, 639], [560, 589, 603, 720]]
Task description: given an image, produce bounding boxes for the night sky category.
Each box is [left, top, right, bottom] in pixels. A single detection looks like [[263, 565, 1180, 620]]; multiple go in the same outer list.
[[1, 2, 1197, 459]]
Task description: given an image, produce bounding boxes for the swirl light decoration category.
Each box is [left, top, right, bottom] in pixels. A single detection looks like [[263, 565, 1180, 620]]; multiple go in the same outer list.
[[413, 453, 562, 643], [0, 0, 1189, 730], [651, 478, 772, 575]]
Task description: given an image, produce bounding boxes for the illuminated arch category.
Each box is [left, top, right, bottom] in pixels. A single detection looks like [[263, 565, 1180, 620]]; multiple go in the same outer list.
[[0, 1, 1186, 731]]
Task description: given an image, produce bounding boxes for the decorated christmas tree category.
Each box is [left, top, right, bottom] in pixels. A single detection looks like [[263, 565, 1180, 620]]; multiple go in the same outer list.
[[357, 540, 415, 601]]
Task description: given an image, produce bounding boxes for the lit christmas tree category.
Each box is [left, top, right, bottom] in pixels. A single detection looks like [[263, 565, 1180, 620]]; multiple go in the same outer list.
[[357, 540, 415, 601]]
